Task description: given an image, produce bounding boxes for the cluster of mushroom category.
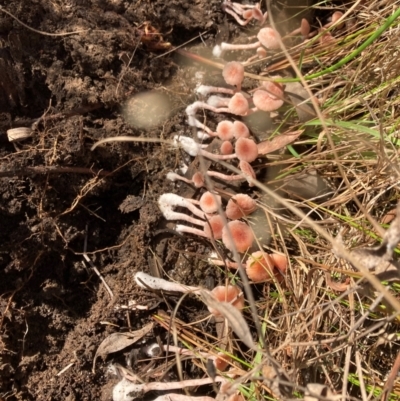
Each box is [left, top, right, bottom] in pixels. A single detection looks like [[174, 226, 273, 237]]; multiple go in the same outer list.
[[160, 7, 293, 281], [172, 60, 285, 184], [187, 60, 284, 124], [210, 250, 287, 283], [158, 192, 288, 283], [214, 5, 345, 60], [159, 192, 256, 252]]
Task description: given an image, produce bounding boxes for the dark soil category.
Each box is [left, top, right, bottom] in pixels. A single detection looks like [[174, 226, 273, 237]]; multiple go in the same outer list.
[[0, 1, 323, 400], [0, 1, 236, 399]]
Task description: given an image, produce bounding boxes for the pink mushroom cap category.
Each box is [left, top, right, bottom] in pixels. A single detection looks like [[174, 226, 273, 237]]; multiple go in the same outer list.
[[192, 172, 205, 188], [216, 120, 234, 141], [257, 27, 281, 50], [225, 194, 257, 220], [220, 140, 234, 155], [204, 215, 224, 240], [222, 220, 254, 253], [208, 285, 244, 316], [245, 251, 275, 282], [253, 89, 284, 112], [199, 191, 222, 214], [270, 253, 288, 274], [261, 80, 284, 100], [233, 120, 250, 139], [235, 137, 258, 162], [222, 61, 245, 88], [228, 93, 249, 116], [239, 160, 256, 186]]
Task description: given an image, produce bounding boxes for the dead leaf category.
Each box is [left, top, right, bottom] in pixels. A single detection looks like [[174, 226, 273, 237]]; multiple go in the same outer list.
[[200, 290, 254, 349], [93, 322, 154, 371], [257, 130, 303, 155]]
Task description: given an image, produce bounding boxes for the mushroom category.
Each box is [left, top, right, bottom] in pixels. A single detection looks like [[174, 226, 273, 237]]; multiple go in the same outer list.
[[222, 220, 254, 253], [245, 251, 288, 282], [232, 120, 250, 139], [225, 194, 257, 220], [166, 171, 205, 188], [285, 18, 311, 39], [222, 61, 245, 91], [222, 0, 267, 26], [207, 285, 244, 316], [252, 89, 283, 112], [185, 94, 251, 138], [134, 273, 244, 318], [199, 191, 222, 214], [234, 137, 258, 162], [213, 27, 281, 58], [221, 140, 234, 155], [186, 93, 250, 119], [245, 251, 275, 282], [325, 11, 345, 30], [158, 193, 207, 226], [216, 120, 235, 141], [174, 136, 258, 164], [270, 253, 288, 275], [206, 161, 256, 186], [177, 215, 224, 240]]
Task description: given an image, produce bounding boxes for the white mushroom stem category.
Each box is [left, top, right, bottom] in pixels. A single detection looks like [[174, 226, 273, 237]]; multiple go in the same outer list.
[[208, 258, 239, 269], [159, 193, 208, 222], [113, 376, 226, 401], [223, 7, 252, 26], [160, 209, 206, 226], [185, 99, 250, 119], [135, 272, 201, 294], [196, 85, 235, 97], [213, 42, 260, 58], [187, 115, 215, 136], [152, 395, 216, 401], [166, 172, 194, 186], [207, 171, 247, 182], [166, 172, 204, 188], [176, 224, 209, 238], [207, 95, 231, 108], [145, 343, 215, 360], [207, 162, 255, 186], [173, 136, 236, 161]]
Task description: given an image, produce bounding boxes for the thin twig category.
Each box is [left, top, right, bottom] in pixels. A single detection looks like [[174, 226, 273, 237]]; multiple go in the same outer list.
[[83, 225, 113, 299]]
